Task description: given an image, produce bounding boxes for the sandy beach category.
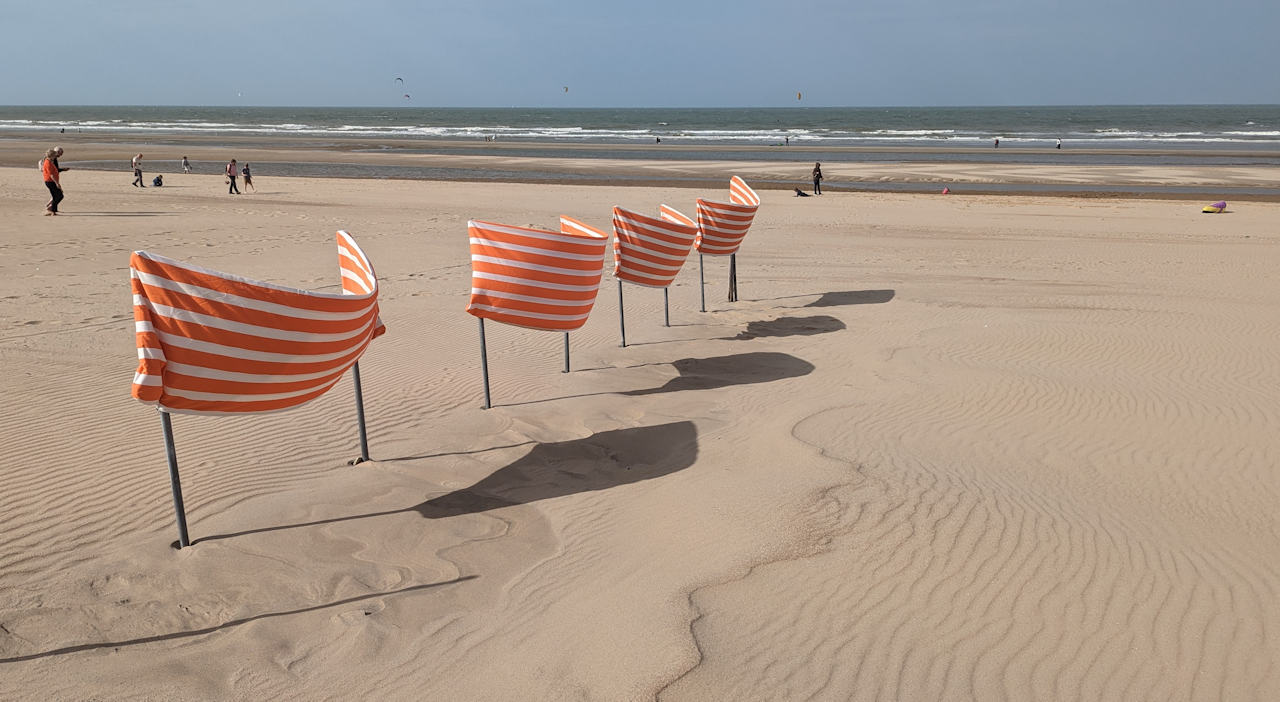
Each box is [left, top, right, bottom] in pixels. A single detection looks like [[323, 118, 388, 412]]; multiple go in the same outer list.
[[2, 143, 1279, 700]]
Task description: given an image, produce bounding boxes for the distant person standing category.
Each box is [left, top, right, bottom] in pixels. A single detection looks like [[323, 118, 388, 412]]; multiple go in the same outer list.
[[181, 155, 192, 173], [41, 147, 67, 215], [1056, 138, 1062, 149], [132, 153, 145, 187], [994, 138, 999, 148], [241, 163, 255, 192], [225, 159, 240, 194], [811, 161, 823, 195]]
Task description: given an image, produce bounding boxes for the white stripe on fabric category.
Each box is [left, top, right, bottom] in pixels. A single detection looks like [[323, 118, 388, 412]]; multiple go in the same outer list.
[[470, 221, 604, 245], [613, 214, 696, 238], [133, 271, 373, 321], [469, 237, 606, 262], [143, 299, 378, 343], [164, 361, 348, 384], [156, 330, 374, 363], [616, 229, 696, 252], [163, 378, 343, 403], [135, 320, 156, 334], [559, 218, 609, 239], [471, 271, 602, 292], [616, 251, 685, 271], [340, 268, 373, 295], [467, 304, 590, 322], [133, 372, 163, 386], [470, 255, 604, 278], [137, 347, 165, 359], [133, 251, 376, 300], [470, 288, 595, 306]]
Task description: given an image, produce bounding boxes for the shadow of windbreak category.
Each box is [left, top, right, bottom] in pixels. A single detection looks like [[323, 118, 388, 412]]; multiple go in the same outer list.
[[621, 352, 814, 396], [726, 315, 846, 340], [417, 421, 697, 518], [805, 289, 895, 307], [192, 422, 698, 543]]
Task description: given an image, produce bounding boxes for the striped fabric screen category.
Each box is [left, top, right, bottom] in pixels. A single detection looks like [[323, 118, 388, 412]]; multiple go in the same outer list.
[[695, 176, 760, 256], [466, 217, 609, 331], [131, 231, 385, 415], [611, 204, 698, 288]]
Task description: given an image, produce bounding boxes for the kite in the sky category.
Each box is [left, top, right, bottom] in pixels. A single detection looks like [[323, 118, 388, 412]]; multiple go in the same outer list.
[[563, 86, 569, 93], [395, 77, 404, 84], [797, 91, 802, 101], [403, 93, 411, 100]]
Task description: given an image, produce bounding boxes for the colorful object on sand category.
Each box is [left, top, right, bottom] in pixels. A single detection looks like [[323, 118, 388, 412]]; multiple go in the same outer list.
[[466, 217, 609, 331], [695, 176, 761, 308], [466, 217, 609, 407], [942, 187, 950, 194], [611, 204, 699, 345], [131, 231, 384, 414], [695, 176, 760, 257], [1202, 201, 1227, 214], [612, 204, 698, 288]]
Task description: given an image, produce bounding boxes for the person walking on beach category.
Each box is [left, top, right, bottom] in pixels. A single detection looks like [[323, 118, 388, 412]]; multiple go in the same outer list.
[[993, 138, 999, 148], [225, 159, 240, 194], [41, 147, 67, 215], [241, 163, 255, 192], [132, 153, 145, 187], [811, 161, 823, 195], [181, 155, 192, 173], [1056, 138, 1062, 150]]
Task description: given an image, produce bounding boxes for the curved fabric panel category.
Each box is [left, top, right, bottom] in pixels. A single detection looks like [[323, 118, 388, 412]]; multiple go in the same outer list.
[[695, 176, 760, 256], [132, 231, 385, 415], [611, 204, 697, 288], [467, 217, 609, 331]]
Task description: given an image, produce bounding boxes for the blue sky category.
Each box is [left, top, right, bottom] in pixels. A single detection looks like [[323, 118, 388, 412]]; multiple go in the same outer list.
[[5, 0, 1278, 107]]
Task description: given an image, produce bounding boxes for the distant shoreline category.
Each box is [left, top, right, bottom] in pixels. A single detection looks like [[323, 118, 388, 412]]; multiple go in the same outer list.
[[7, 133, 1279, 200]]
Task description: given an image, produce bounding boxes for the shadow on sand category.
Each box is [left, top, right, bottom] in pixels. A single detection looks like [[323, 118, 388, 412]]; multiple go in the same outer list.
[[724, 315, 846, 341], [619, 351, 815, 396], [746, 289, 895, 307], [190, 421, 698, 544], [804, 289, 895, 307]]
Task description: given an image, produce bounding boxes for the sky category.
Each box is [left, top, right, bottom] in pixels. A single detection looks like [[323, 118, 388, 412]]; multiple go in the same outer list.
[[3, 0, 1278, 107]]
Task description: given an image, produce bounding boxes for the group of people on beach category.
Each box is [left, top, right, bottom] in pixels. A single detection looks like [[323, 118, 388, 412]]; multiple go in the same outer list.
[[37, 149, 259, 214]]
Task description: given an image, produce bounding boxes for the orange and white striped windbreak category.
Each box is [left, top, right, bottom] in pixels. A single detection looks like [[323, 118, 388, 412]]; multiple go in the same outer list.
[[695, 176, 760, 256], [466, 217, 609, 331], [611, 204, 698, 288], [131, 231, 385, 415]]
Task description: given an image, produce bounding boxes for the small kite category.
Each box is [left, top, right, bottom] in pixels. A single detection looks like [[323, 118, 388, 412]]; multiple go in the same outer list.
[[403, 93, 411, 100], [563, 86, 569, 93], [395, 77, 404, 84], [797, 91, 802, 101]]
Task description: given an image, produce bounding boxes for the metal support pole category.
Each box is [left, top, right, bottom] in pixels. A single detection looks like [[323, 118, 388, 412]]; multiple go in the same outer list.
[[478, 317, 492, 409], [562, 332, 570, 373], [728, 254, 738, 302], [663, 287, 670, 327], [618, 279, 627, 347], [160, 411, 191, 549], [351, 361, 370, 464], [699, 254, 706, 312]]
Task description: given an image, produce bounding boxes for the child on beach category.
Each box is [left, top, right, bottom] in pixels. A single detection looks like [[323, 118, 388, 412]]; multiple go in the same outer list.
[[812, 162, 823, 195], [241, 163, 255, 192], [181, 156, 192, 173]]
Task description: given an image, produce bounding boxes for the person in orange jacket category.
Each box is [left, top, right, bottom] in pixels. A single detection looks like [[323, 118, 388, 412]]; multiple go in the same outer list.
[[41, 147, 68, 215]]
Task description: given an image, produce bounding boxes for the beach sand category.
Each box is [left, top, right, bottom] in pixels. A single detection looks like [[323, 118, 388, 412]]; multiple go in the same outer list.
[[2, 150, 1279, 700]]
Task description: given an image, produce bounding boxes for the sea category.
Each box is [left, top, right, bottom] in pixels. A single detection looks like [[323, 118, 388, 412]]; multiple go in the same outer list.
[[5, 104, 1279, 191]]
